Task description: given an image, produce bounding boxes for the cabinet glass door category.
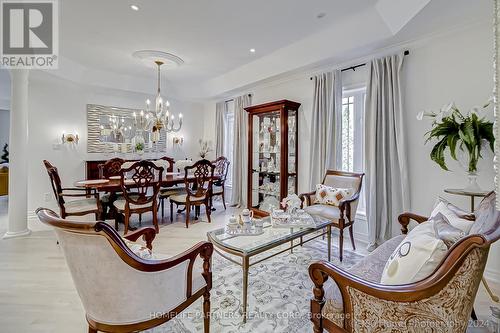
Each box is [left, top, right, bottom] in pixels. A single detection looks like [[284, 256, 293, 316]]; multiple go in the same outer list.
[[251, 111, 281, 213], [287, 110, 297, 195]]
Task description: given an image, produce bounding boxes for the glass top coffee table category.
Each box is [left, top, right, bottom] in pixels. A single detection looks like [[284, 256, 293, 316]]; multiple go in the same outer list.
[[207, 215, 333, 323]]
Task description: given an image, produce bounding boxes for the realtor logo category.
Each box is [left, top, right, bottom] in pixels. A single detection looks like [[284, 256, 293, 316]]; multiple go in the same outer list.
[[1, 0, 58, 68]]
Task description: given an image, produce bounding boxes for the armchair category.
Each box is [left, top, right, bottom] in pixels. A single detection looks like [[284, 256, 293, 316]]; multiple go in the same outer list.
[[36, 207, 213, 333], [309, 191, 500, 333], [43, 160, 102, 220], [300, 170, 364, 261], [211, 156, 230, 210]]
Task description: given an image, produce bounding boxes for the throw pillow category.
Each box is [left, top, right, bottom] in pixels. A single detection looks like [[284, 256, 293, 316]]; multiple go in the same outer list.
[[380, 219, 448, 285], [430, 197, 475, 234], [314, 184, 351, 207], [122, 238, 153, 260], [433, 213, 466, 248]]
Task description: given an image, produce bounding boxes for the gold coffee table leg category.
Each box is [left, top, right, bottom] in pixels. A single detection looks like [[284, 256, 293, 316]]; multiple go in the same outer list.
[[242, 256, 249, 323], [327, 225, 332, 261], [482, 277, 500, 302]]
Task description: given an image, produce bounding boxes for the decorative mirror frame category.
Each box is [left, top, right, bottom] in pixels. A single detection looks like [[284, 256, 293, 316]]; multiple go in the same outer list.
[[86, 104, 166, 153], [495, 0, 500, 209]]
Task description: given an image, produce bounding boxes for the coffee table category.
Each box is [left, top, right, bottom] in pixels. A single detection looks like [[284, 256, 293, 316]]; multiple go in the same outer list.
[[207, 215, 332, 323]]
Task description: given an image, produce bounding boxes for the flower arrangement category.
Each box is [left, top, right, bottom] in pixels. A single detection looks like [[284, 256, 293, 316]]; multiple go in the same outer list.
[[417, 99, 495, 173], [198, 139, 213, 158]]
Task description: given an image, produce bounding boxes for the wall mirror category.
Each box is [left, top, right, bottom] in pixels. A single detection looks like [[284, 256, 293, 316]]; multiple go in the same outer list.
[[87, 104, 166, 153]]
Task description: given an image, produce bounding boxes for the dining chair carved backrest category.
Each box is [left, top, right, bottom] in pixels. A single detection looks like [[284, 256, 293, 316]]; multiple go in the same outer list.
[[170, 159, 215, 228], [159, 156, 175, 172], [98, 158, 125, 179], [158, 156, 186, 218], [211, 156, 230, 209], [116, 160, 164, 234], [35, 208, 213, 333], [43, 160, 102, 219]]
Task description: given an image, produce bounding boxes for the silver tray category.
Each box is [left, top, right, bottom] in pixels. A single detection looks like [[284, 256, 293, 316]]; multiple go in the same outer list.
[[271, 213, 316, 229], [224, 226, 265, 236]]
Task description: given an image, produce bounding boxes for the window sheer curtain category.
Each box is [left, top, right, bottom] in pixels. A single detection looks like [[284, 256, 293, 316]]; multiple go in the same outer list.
[[309, 70, 343, 188], [364, 53, 410, 251], [230, 94, 252, 207], [215, 101, 226, 157]]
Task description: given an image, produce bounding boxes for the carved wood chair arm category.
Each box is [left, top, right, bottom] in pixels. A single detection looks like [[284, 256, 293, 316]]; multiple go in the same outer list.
[[122, 227, 156, 250], [299, 191, 316, 208], [398, 212, 429, 234]]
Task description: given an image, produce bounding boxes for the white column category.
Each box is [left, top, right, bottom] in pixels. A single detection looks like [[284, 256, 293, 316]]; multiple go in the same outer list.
[[3, 69, 30, 239]]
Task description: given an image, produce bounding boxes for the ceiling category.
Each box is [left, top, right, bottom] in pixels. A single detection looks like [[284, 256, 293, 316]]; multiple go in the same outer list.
[[47, 0, 492, 98]]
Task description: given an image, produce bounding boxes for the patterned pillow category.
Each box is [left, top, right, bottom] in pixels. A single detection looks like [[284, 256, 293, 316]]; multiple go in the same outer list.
[[122, 238, 153, 259], [314, 184, 351, 207]]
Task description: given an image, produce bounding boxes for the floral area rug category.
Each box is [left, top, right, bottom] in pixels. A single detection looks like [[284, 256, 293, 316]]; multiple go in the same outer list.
[[145, 239, 364, 333]]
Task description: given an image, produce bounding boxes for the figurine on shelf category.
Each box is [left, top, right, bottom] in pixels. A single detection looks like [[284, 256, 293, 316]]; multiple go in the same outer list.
[[281, 194, 302, 215]]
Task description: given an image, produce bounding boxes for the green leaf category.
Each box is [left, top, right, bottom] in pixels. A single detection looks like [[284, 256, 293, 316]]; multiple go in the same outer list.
[[447, 134, 459, 160], [430, 137, 449, 171]]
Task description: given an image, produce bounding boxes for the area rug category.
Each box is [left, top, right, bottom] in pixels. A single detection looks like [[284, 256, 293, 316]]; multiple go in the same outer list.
[[144, 239, 364, 333]]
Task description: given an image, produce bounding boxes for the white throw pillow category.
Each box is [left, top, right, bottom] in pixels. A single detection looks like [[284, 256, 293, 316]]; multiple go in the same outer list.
[[430, 197, 475, 234], [380, 219, 448, 285], [313, 184, 351, 207]]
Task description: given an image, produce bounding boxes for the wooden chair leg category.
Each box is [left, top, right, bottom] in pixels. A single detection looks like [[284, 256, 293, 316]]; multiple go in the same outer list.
[[170, 202, 174, 223], [203, 289, 210, 333], [205, 202, 212, 223], [124, 212, 130, 235], [153, 204, 159, 234], [339, 228, 344, 262], [221, 190, 227, 210], [139, 213, 142, 225], [349, 224, 356, 250], [88, 326, 98, 333], [161, 198, 164, 218], [185, 205, 191, 228]]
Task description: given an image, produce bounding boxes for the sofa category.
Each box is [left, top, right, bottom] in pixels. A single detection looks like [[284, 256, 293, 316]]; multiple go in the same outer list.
[[309, 191, 499, 332]]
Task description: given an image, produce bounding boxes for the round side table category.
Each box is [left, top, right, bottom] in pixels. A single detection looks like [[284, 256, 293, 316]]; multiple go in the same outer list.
[[444, 188, 499, 307]]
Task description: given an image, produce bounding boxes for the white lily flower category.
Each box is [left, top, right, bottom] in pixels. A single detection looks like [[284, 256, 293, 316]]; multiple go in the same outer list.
[[440, 102, 455, 116], [416, 111, 425, 120]]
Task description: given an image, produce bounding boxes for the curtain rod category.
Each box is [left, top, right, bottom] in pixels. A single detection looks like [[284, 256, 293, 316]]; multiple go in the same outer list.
[[225, 93, 252, 103], [309, 50, 410, 80]]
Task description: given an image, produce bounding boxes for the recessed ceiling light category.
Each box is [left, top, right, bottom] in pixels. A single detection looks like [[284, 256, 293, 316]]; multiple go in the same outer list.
[[250, 48, 256, 53], [317, 12, 326, 19], [130, 5, 139, 11]]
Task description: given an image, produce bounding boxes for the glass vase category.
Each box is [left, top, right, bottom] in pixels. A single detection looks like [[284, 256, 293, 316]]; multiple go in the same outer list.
[[132, 130, 145, 156], [465, 171, 482, 192]]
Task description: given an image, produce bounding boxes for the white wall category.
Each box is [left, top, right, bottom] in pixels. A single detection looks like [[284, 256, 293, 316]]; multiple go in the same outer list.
[[0, 69, 10, 154], [27, 71, 204, 215], [203, 22, 499, 279], [0, 110, 9, 153]]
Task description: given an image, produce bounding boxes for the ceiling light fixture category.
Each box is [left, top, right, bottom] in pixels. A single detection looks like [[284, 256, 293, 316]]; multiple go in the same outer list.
[[250, 48, 256, 53], [130, 5, 139, 11]]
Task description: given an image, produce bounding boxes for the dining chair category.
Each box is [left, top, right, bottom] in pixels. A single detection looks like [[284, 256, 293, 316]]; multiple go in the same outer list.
[[43, 160, 102, 220], [113, 160, 163, 234], [97, 157, 125, 218], [211, 156, 230, 210], [299, 170, 364, 262], [170, 159, 215, 228], [157, 156, 186, 218], [36, 207, 213, 333]]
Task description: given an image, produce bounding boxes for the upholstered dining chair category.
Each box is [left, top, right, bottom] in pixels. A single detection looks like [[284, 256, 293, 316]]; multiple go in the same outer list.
[[113, 160, 163, 234], [309, 191, 500, 333], [36, 208, 213, 333], [43, 160, 102, 220], [170, 159, 215, 228], [299, 170, 364, 262], [158, 156, 186, 218], [211, 156, 230, 210], [97, 158, 125, 218]]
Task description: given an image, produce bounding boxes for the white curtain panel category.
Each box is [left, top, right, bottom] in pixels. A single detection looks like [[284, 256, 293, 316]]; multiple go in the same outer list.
[[309, 70, 343, 189], [365, 53, 410, 251], [215, 101, 226, 157], [230, 94, 252, 207]]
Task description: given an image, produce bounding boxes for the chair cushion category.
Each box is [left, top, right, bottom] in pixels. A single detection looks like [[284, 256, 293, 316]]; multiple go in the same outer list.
[[381, 220, 448, 285], [113, 199, 153, 211], [122, 238, 153, 260], [212, 185, 224, 194], [64, 199, 99, 214], [430, 197, 475, 233], [305, 204, 340, 221], [313, 184, 351, 207], [159, 187, 186, 198], [322, 235, 405, 320], [170, 193, 206, 203]]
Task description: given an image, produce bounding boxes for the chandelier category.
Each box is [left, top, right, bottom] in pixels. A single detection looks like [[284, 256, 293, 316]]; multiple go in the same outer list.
[[143, 60, 182, 133]]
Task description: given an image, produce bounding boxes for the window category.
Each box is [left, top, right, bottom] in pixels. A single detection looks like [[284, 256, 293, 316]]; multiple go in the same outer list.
[[223, 100, 235, 187], [341, 88, 366, 215]]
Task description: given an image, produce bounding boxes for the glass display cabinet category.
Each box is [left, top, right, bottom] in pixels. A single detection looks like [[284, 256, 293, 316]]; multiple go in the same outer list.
[[245, 100, 301, 216]]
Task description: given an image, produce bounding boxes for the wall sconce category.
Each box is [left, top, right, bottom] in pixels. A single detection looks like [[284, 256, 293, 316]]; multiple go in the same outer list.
[[173, 136, 184, 147], [61, 132, 79, 145]]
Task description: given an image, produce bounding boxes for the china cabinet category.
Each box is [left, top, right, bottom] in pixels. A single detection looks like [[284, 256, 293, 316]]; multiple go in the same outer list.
[[245, 100, 301, 216]]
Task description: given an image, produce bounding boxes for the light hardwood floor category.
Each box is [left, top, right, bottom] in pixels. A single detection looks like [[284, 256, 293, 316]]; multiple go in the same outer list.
[[0, 195, 498, 332]]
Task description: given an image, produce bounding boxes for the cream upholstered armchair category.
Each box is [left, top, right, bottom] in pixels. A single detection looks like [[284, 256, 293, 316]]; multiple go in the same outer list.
[[309, 191, 500, 333], [300, 170, 364, 261], [36, 208, 213, 333]]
